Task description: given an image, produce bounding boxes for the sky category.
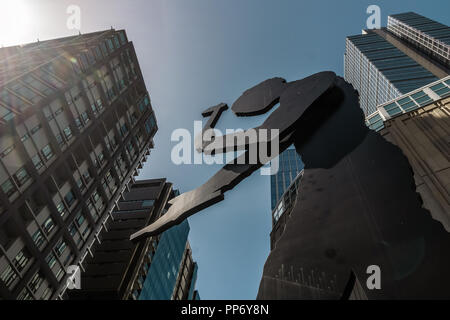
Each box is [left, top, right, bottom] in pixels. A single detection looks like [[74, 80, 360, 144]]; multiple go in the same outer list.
[[1, 0, 449, 299]]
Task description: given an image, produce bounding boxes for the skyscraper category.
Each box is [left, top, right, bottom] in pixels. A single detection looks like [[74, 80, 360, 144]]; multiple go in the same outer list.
[[139, 219, 199, 300], [67, 179, 199, 300], [270, 148, 304, 211], [344, 12, 449, 116], [0, 29, 157, 300], [387, 12, 450, 68], [269, 148, 304, 249]]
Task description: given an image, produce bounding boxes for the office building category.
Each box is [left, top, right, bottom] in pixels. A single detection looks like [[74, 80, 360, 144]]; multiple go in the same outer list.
[[344, 12, 449, 116], [366, 76, 450, 231], [0, 29, 157, 300], [139, 219, 199, 300], [268, 148, 304, 249], [270, 170, 303, 249], [270, 148, 304, 211], [68, 179, 199, 300], [387, 12, 450, 68]]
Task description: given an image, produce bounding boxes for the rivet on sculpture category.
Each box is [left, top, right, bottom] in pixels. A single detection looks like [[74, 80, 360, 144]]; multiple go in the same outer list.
[[131, 72, 450, 299]]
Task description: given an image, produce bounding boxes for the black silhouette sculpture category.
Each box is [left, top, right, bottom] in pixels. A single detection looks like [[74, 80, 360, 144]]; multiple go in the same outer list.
[[131, 72, 450, 299]]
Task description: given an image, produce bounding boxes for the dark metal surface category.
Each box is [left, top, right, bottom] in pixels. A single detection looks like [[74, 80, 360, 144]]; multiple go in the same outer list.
[[131, 72, 335, 241], [131, 72, 450, 299]]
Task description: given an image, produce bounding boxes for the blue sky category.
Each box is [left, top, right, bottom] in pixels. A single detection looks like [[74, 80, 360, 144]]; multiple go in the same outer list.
[[4, 0, 449, 299]]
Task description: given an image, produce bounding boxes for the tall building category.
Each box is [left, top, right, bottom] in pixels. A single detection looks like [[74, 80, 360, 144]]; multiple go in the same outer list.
[[387, 12, 450, 68], [270, 148, 304, 211], [366, 76, 450, 230], [344, 12, 449, 116], [270, 171, 303, 249], [269, 148, 304, 249], [139, 219, 199, 300], [0, 29, 158, 300], [68, 179, 199, 300]]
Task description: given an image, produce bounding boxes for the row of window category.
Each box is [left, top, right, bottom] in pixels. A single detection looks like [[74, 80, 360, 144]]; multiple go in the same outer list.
[[71, 31, 128, 75]]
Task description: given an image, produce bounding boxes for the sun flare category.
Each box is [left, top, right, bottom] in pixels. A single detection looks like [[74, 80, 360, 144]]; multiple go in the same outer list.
[[0, 0, 33, 46]]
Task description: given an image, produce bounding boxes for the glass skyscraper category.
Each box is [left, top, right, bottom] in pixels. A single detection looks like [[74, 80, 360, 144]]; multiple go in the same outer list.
[[388, 12, 450, 68], [270, 148, 304, 211], [344, 12, 449, 117], [139, 219, 199, 300], [345, 33, 438, 116]]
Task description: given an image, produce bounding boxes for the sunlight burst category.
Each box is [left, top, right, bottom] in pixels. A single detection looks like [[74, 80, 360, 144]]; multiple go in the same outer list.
[[0, 0, 33, 46]]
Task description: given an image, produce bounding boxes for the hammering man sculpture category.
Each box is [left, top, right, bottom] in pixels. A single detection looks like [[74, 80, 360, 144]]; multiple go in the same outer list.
[[131, 72, 450, 299]]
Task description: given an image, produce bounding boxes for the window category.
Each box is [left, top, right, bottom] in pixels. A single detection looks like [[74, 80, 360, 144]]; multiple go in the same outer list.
[[30, 124, 42, 134], [41, 287, 53, 300], [2, 110, 15, 122], [45, 253, 57, 268], [94, 46, 102, 60], [118, 31, 127, 45], [55, 134, 64, 146], [54, 107, 64, 116], [1, 179, 16, 197], [56, 202, 68, 217], [76, 178, 86, 193], [64, 190, 76, 207], [14, 249, 31, 273], [75, 212, 85, 227], [17, 288, 34, 301], [22, 75, 54, 96], [1, 144, 15, 158], [9, 82, 42, 104], [91, 103, 97, 115], [41, 144, 54, 161], [145, 114, 156, 134], [32, 230, 45, 249], [63, 127, 72, 140], [42, 217, 55, 235], [36, 69, 64, 89], [81, 111, 90, 124], [71, 59, 82, 74], [68, 223, 78, 237], [0, 265, 18, 288], [82, 170, 92, 184], [98, 152, 105, 166], [92, 190, 100, 203], [21, 133, 30, 142], [32, 154, 44, 170], [96, 98, 103, 111], [120, 123, 128, 137], [100, 42, 108, 57], [29, 272, 44, 294], [107, 38, 115, 52], [54, 239, 67, 257], [113, 35, 120, 49], [14, 167, 30, 187], [142, 200, 155, 208], [75, 117, 83, 130]]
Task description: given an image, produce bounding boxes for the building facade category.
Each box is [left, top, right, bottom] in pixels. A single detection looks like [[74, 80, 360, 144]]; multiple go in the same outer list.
[[388, 12, 450, 68], [270, 170, 303, 250], [270, 148, 304, 211], [68, 179, 199, 300], [366, 76, 450, 231], [344, 12, 449, 116], [0, 29, 158, 300], [139, 219, 199, 300]]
